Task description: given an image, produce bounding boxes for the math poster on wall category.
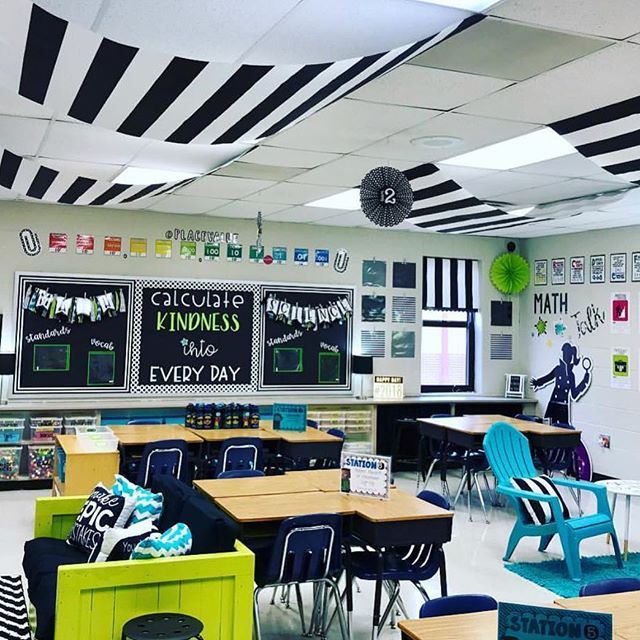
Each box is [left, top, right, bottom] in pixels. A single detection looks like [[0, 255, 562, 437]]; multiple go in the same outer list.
[[611, 347, 631, 389], [611, 292, 630, 334]]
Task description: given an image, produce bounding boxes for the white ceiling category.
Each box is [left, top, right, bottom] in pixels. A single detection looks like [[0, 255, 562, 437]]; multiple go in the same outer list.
[[2, 0, 640, 237]]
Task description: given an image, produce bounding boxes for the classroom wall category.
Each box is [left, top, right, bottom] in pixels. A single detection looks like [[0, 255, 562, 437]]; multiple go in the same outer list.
[[0, 200, 519, 398], [522, 226, 640, 479]]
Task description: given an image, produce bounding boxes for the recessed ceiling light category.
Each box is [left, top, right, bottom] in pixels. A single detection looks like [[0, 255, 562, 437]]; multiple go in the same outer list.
[[440, 128, 576, 171], [114, 167, 200, 185], [506, 206, 535, 217], [305, 189, 360, 211], [414, 0, 498, 11], [411, 135, 462, 149]]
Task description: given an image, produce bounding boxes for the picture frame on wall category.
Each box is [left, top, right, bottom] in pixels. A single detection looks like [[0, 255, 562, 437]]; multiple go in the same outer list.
[[551, 258, 565, 285], [590, 254, 605, 283], [610, 253, 627, 283], [569, 256, 585, 284], [632, 252, 640, 282], [534, 259, 547, 286]]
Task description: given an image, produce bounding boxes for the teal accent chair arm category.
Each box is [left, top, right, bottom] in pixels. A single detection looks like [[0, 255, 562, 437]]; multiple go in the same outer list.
[[497, 485, 567, 524], [552, 478, 610, 513]]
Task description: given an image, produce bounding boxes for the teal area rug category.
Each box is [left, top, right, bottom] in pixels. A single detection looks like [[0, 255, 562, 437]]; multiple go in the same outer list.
[[505, 553, 640, 598]]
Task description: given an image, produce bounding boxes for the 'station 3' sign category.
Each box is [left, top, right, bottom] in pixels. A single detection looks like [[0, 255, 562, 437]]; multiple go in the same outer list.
[[340, 453, 391, 500]]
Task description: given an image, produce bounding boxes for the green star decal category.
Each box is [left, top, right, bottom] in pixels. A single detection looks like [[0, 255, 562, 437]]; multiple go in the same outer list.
[[535, 317, 548, 336]]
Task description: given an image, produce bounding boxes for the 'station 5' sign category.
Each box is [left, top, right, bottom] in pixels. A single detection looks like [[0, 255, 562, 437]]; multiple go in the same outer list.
[[340, 453, 391, 500]]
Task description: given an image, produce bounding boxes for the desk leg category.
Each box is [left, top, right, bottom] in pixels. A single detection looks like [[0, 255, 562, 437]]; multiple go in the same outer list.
[[624, 494, 631, 561], [345, 543, 353, 639], [607, 493, 617, 545], [371, 550, 384, 640], [439, 548, 448, 597]]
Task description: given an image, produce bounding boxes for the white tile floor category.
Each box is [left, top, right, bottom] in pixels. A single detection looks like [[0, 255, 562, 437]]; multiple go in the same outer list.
[[1, 472, 636, 639]]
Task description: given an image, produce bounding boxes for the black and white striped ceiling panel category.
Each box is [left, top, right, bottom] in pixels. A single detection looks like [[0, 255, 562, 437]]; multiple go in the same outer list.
[[0, 1, 483, 146], [0, 147, 191, 207], [551, 96, 640, 185]]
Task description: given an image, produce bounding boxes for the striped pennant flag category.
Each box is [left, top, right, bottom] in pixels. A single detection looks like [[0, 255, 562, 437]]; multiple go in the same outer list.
[[0, 0, 484, 146]]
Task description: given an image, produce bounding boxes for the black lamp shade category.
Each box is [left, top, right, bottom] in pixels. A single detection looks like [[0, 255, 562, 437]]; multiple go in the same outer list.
[[352, 355, 373, 375]]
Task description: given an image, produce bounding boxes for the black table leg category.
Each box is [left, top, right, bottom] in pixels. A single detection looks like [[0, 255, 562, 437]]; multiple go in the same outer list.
[[371, 549, 384, 639], [438, 548, 448, 597], [344, 542, 353, 638]]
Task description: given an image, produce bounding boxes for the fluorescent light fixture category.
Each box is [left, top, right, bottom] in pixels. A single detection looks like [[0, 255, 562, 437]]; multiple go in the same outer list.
[[114, 167, 200, 185], [506, 206, 535, 217], [415, 0, 498, 11], [440, 128, 576, 171], [305, 188, 360, 210]]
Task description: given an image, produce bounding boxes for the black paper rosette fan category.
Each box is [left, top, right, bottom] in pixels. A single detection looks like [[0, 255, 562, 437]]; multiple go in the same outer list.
[[359, 166, 414, 227]]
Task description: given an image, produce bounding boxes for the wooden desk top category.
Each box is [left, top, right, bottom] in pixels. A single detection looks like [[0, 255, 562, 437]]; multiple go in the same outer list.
[[260, 424, 342, 443], [194, 474, 319, 499], [56, 434, 119, 456], [289, 469, 341, 492], [555, 591, 640, 640], [418, 415, 579, 437], [399, 610, 497, 640], [186, 427, 281, 442], [110, 424, 204, 445], [349, 490, 454, 523]]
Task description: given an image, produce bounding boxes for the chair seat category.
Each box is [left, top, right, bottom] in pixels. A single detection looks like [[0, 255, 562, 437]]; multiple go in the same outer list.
[[350, 550, 437, 582], [566, 513, 612, 531], [122, 613, 203, 640]]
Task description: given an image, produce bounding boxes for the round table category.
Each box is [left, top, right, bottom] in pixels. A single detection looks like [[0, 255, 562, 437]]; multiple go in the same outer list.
[[597, 479, 640, 560]]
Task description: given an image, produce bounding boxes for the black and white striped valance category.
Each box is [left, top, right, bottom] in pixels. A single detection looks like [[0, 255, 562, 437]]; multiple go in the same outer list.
[[0, 1, 482, 146], [551, 96, 640, 186], [423, 257, 479, 311]]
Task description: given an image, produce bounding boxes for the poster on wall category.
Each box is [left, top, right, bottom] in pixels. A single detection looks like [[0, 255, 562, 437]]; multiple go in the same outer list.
[[551, 258, 565, 285], [155, 239, 172, 259], [611, 292, 630, 334], [534, 259, 547, 286], [362, 260, 386, 287], [610, 253, 627, 283], [103, 236, 122, 256], [272, 247, 287, 264], [130, 238, 147, 258], [294, 248, 309, 266], [569, 256, 585, 284], [633, 252, 640, 282], [249, 245, 264, 263], [76, 234, 94, 255], [392, 262, 416, 289], [590, 254, 606, 283], [203, 243, 220, 261], [48, 232, 67, 253], [611, 347, 631, 389], [180, 241, 197, 260], [362, 295, 386, 322], [391, 331, 415, 358], [315, 249, 329, 267]]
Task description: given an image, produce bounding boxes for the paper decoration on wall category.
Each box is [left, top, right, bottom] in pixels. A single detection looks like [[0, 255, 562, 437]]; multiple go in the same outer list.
[[48, 232, 67, 253], [227, 243, 242, 262], [315, 249, 329, 267], [590, 254, 605, 283], [362, 295, 386, 322], [610, 253, 627, 282], [180, 241, 196, 260], [294, 248, 309, 266], [490, 334, 513, 360], [392, 296, 416, 323], [129, 238, 147, 257], [334, 248, 349, 273], [273, 247, 287, 265], [76, 234, 94, 255], [19, 228, 40, 256], [360, 166, 414, 227], [154, 239, 172, 259], [569, 256, 585, 284], [4, 0, 481, 146], [611, 347, 631, 389], [490, 253, 530, 295], [255, 212, 263, 249], [362, 260, 386, 287], [204, 243, 220, 261], [249, 245, 264, 263], [104, 236, 122, 256], [391, 331, 415, 358], [264, 293, 353, 331], [554, 320, 567, 336], [530, 342, 593, 424], [392, 261, 416, 288], [22, 286, 126, 325], [534, 317, 547, 336], [633, 252, 640, 282], [551, 258, 565, 285], [533, 292, 568, 315], [571, 303, 605, 338], [360, 330, 385, 358], [534, 259, 547, 286], [611, 293, 630, 334], [490, 301, 512, 327]]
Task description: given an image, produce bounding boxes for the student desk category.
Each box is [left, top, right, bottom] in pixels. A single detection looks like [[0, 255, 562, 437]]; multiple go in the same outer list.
[[110, 424, 204, 445], [194, 473, 321, 499], [288, 468, 342, 492], [399, 610, 497, 640]]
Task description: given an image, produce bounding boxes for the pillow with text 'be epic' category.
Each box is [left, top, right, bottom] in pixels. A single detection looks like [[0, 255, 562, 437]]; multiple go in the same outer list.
[[67, 484, 135, 554]]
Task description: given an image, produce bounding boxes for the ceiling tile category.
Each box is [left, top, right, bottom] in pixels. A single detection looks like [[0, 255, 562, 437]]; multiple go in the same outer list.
[[39, 121, 148, 164], [266, 205, 348, 223], [215, 162, 306, 181], [355, 111, 536, 162], [348, 65, 511, 110], [208, 201, 287, 219], [0, 87, 53, 119], [289, 155, 415, 187], [35, 0, 104, 28], [246, 182, 341, 205], [176, 175, 275, 198], [242, 146, 342, 169], [265, 99, 439, 154], [512, 153, 607, 179], [314, 209, 371, 227], [0, 115, 50, 156], [458, 42, 640, 124], [490, 0, 640, 39], [36, 157, 123, 181], [408, 17, 610, 81], [146, 195, 230, 214], [460, 172, 567, 199], [435, 165, 500, 182]]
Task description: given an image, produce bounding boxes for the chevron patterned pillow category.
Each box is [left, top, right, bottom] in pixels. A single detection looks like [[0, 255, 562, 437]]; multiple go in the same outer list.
[[131, 523, 192, 560], [112, 475, 163, 525]]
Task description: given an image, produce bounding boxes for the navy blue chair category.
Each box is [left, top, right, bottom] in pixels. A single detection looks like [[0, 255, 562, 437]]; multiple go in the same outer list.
[[327, 427, 346, 440], [417, 414, 457, 493], [127, 419, 163, 425], [579, 577, 640, 597], [135, 439, 190, 488], [307, 420, 319, 429], [253, 513, 348, 640], [349, 491, 450, 630], [419, 594, 498, 618], [515, 414, 542, 423], [217, 469, 265, 479], [214, 437, 264, 478]]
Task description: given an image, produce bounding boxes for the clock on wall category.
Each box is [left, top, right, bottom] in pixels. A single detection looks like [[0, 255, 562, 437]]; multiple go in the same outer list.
[[360, 166, 414, 228]]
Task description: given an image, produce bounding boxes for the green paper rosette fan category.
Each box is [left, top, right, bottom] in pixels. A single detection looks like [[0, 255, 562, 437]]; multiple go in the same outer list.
[[490, 253, 530, 295]]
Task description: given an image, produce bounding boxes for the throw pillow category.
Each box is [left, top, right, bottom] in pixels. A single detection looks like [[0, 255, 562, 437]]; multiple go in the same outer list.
[[510, 475, 570, 524], [67, 484, 135, 553], [131, 523, 192, 560], [112, 474, 163, 524], [88, 519, 157, 563]]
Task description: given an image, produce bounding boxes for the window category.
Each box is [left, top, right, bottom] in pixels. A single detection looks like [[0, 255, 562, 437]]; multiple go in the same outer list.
[[421, 310, 475, 392]]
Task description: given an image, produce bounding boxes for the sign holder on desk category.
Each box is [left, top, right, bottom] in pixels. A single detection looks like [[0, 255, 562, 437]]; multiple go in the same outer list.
[[340, 452, 391, 500]]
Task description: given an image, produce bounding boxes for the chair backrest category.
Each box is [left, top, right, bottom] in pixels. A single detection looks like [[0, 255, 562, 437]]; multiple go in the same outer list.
[[217, 469, 265, 479], [515, 414, 541, 423], [419, 594, 498, 618], [266, 513, 343, 585], [215, 437, 264, 477], [327, 427, 345, 440], [579, 577, 640, 597], [136, 439, 189, 488], [307, 420, 319, 429], [127, 419, 163, 425], [483, 422, 538, 486]]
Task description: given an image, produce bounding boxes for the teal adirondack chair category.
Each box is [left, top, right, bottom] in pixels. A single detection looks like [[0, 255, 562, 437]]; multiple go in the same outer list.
[[483, 422, 622, 581]]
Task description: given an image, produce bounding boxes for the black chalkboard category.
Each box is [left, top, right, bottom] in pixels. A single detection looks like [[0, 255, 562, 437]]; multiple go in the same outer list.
[[14, 274, 133, 394], [259, 285, 353, 392]]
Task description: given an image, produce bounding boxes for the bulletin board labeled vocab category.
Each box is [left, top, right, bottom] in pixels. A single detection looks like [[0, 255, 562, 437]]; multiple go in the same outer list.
[[14, 274, 133, 394]]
